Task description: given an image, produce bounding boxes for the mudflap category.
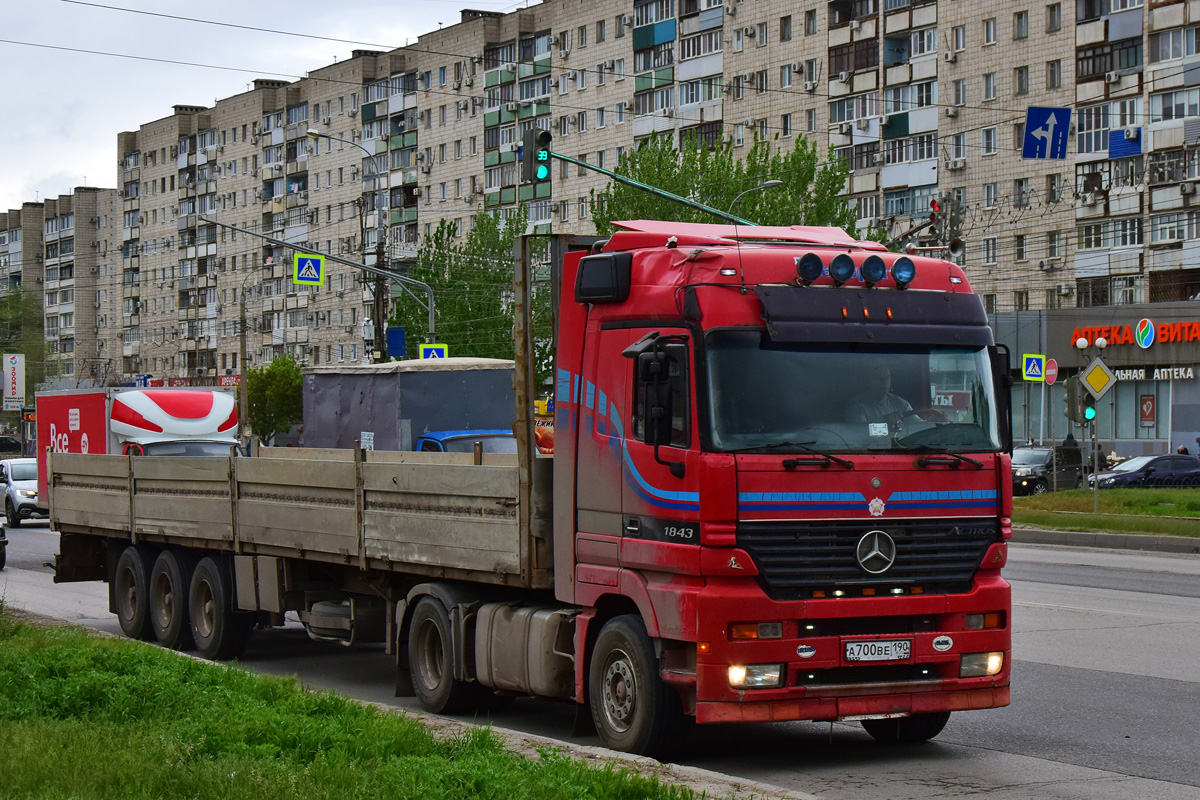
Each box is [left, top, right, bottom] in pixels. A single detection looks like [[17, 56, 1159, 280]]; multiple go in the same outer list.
[[54, 533, 110, 583]]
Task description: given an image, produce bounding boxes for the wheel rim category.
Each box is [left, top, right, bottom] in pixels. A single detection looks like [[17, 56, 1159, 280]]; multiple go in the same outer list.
[[414, 618, 446, 693], [600, 648, 637, 734], [116, 566, 138, 622], [194, 578, 216, 640], [151, 571, 174, 630], [1032, 482, 1047, 494]]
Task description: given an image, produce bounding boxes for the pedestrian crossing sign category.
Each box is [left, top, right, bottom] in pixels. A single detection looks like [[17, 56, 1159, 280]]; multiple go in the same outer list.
[[1022, 353, 1045, 382], [293, 253, 325, 286], [420, 344, 448, 359]]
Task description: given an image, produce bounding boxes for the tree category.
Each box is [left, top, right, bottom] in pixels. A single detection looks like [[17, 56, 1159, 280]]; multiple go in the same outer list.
[[591, 132, 859, 234], [246, 354, 302, 443], [390, 208, 554, 380], [0, 289, 49, 427]]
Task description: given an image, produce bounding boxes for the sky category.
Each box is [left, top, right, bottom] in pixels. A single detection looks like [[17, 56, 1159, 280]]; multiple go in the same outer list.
[[0, 0, 521, 212]]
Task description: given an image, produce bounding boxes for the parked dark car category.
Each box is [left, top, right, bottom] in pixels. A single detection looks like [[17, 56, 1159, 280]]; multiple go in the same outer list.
[[1088, 454, 1200, 488], [0, 436, 22, 455], [1012, 446, 1085, 495]]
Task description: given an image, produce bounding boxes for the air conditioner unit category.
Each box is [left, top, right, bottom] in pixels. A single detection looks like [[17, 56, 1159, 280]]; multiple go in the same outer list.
[[1182, 182, 1197, 195], [803, 81, 817, 92], [837, 71, 852, 83], [549, 35, 559, 47], [559, 49, 571, 59], [94, 301, 102, 308], [944, 51, 957, 63], [945, 106, 959, 118], [855, 118, 870, 130], [504, 102, 519, 112], [621, 14, 633, 26], [872, 153, 884, 166], [502, 62, 516, 72], [420, 164, 432, 174], [603, 59, 615, 70], [839, 122, 853, 134], [745, 117, 758, 128], [1124, 126, 1140, 141], [251, 167, 259, 177], [1038, 260, 1051, 271], [502, 142, 520, 153], [1056, 284, 1073, 296], [726, 4, 736, 15], [322, 116, 331, 125], [880, 114, 891, 126], [849, 19, 861, 31], [1105, 71, 1120, 84], [947, 158, 966, 170], [743, 26, 756, 36], [348, 107, 358, 117], [344, 325, 354, 333], [1083, 191, 1098, 205], [464, 76, 474, 87]]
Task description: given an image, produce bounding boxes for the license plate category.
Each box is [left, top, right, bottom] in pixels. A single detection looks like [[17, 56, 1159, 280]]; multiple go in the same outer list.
[[845, 639, 911, 662]]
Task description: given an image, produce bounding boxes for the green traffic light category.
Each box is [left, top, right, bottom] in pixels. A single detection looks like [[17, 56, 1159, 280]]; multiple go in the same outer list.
[[536, 164, 549, 180], [1083, 406, 1097, 421]]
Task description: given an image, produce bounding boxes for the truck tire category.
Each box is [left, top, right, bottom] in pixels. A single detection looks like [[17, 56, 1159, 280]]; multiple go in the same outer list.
[[408, 597, 479, 714], [113, 545, 155, 640], [588, 614, 687, 758], [862, 711, 951, 743], [188, 556, 254, 660], [149, 549, 198, 650]]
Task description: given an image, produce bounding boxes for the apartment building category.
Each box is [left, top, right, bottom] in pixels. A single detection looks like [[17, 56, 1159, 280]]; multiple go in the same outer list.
[[0, 203, 46, 292], [6, 0, 1200, 390]]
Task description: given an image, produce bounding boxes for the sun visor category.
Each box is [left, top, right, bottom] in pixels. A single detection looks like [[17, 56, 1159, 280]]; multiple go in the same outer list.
[[755, 286, 994, 347]]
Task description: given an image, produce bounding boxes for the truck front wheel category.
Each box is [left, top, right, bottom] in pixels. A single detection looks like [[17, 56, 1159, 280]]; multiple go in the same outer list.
[[113, 545, 155, 640], [188, 556, 253, 660], [408, 597, 479, 714], [861, 711, 951, 743], [588, 615, 686, 758], [150, 549, 198, 650]]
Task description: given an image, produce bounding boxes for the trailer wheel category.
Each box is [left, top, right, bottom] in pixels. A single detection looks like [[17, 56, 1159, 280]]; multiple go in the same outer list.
[[113, 545, 155, 640], [188, 556, 253, 660], [862, 711, 951, 743], [408, 597, 479, 714], [588, 614, 686, 758], [149, 549, 198, 650]]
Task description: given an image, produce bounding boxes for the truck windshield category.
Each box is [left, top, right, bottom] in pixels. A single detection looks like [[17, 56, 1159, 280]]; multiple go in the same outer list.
[[141, 441, 238, 457], [705, 330, 1002, 454]]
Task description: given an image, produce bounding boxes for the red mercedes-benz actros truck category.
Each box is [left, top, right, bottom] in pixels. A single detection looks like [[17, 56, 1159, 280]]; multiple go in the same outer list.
[[47, 221, 1011, 758]]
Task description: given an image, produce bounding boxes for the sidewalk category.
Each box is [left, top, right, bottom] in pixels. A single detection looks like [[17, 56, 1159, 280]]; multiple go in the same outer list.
[[1012, 526, 1200, 555]]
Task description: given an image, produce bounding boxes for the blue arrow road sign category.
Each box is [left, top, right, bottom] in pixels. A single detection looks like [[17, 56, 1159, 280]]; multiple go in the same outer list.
[[1023, 107, 1070, 160], [1023, 354, 1045, 382]]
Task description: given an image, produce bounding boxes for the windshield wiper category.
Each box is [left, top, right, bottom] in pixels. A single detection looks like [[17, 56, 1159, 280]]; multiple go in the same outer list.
[[728, 440, 854, 469], [895, 443, 983, 469]]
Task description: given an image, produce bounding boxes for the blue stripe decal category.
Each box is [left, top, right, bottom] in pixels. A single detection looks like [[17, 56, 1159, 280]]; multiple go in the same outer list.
[[740, 492, 868, 503], [585, 380, 595, 410], [557, 368, 571, 404], [887, 491, 998, 501], [598, 389, 608, 417]]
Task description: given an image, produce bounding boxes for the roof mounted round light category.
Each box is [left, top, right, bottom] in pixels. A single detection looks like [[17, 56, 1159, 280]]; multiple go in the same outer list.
[[861, 256, 887, 287], [891, 257, 917, 288], [796, 253, 824, 284], [829, 254, 856, 285]]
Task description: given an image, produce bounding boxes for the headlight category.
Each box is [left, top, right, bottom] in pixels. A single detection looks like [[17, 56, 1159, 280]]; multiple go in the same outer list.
[[1015, 468, 1032, 477], [18, 490, 36, 498], [960, 652, 1005, 677], [1102, 478, 1117, 486], [728, 663, 785, 688]]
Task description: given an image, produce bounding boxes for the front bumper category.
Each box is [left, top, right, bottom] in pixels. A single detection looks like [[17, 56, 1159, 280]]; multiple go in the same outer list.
[[690, 568, 1011, 724], [16, 502, 48, 520]]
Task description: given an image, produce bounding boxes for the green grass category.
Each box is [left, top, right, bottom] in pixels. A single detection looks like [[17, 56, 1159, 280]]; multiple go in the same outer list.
[[0, 613, 698, 800], [1013, 487, 1200, 538]]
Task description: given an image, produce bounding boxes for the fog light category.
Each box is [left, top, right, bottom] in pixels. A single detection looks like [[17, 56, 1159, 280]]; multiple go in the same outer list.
[[960, 651, 1005, 677], [728, 663, 785, 688]]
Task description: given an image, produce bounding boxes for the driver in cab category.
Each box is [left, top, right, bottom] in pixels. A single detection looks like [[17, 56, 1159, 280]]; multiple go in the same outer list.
[[850, 363, 912, 424]]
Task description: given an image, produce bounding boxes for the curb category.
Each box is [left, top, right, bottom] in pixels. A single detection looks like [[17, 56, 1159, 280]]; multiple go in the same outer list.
[[1012, 527, 1200, 554]]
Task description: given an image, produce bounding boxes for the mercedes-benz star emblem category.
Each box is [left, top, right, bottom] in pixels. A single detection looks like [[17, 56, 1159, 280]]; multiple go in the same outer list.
[[856, 530, 897, 574]]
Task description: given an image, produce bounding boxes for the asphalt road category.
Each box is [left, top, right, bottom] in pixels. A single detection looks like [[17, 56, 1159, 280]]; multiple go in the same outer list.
[[3, 525, 1199, 800]]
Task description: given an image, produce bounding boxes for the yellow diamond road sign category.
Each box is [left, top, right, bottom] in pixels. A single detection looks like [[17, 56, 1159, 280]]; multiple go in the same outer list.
[[1081, 356, 1116, 400]]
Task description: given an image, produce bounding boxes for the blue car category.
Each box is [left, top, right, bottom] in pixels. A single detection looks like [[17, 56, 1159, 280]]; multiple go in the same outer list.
[[1088, 454, 1200, 488], [416, 430, 517, 454]]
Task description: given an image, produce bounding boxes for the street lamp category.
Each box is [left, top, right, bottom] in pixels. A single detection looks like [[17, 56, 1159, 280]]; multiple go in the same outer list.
[[307, 128, 388, 362], [728, 180, 784, 220]]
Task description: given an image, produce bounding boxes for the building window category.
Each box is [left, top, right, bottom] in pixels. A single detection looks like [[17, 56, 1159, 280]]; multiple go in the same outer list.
[[781, 113, 793, 136], [952, 26, 966, 51], [983, 237, 998, 264], [1047, 230, 1062, 257], [983, 73, 997, 100], [780, 15, 792, 41], [954, 79, 967, 105], [805, 9, 817, 35], [1015, 234, 1028, 261], [1046, 3, 1061, 33], [1013, 10, 1029, 40], [780, 64, 793, 88], [1014, 178, 1030, 206], [1014, 66, 1029, 95], [982, 127, 998, 154], [1014, 290, 1029, 311], [985, 182, 999, 208], [983, 18, 997, 45], [1077, 104, 1110, 153], [1047, 60, 1062, 90], [1047, 173, 1063, 203]]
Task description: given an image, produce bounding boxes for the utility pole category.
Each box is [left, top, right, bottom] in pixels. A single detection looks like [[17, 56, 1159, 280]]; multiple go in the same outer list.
[[239, 288, 249, 443]]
